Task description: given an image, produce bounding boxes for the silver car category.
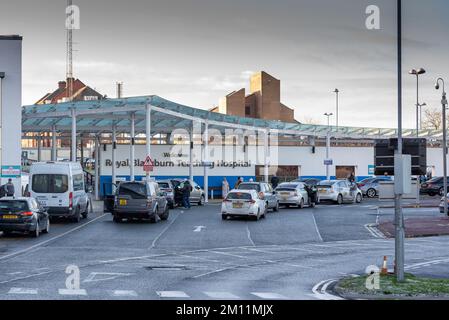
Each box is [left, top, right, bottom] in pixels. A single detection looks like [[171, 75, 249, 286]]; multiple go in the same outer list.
[[157, 180, 175, 209], [275, 182, 309, 208], [357, 177, 392, 198], [317, 180, 363, 204], [237, 182, 279, 211], [172, 179, 205, 206]]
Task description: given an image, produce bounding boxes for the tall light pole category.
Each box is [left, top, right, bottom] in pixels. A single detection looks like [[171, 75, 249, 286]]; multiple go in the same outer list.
[[333, 89, 339, 130], [324, 113, 333, 180], [418, 102, 427, 130], [436, 78, 448, 216], [409, 68, 426, 137], [0, 72, 4, 185]]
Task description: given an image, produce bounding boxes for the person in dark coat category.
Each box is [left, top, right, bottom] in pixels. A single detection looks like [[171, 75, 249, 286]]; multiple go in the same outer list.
[[5, 179, 15, 197], [182, 180, 192, 209], [0, 184, 5, 198], [271, 175, 280, 189]]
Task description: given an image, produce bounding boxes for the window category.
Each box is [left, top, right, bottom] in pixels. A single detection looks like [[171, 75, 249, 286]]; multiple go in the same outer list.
[[73, 174, 84, 192], [227, 192, 252, 200], [32, 174, 69, 194], [238, 184, 260, 192], [245, 106, 251, 116], [0, 201, 29, 212], [118, 183, 148, 199], [158, 182, 170, 189]]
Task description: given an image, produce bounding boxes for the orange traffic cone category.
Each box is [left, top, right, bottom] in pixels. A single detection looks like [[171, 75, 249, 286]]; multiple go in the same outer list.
[[381, 256, 388, 275]]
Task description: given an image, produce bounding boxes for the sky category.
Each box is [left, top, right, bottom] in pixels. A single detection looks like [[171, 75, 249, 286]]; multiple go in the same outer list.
[[1, 0, 449, 129]]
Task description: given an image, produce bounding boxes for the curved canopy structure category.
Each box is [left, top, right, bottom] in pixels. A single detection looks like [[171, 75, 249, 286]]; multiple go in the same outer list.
[[22, 95, 441, 139]]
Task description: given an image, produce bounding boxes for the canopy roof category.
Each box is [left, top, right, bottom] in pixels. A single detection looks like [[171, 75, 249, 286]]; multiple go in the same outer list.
[[22, 95, 442, 139]]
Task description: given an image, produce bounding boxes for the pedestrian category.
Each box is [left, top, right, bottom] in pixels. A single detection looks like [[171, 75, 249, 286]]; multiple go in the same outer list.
[[182, 180, 192, 209], [271, 174, 280, 189], [4, 179, 15, 197], [348, 172, 356, 184], [222, 177, 230, 199], [234, 177, 243, 189], [249, 178, 254, 182]]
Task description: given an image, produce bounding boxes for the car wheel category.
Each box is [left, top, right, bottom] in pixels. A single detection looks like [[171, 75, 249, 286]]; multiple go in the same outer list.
[[149, 212, 159, 223], [72, 207, 81, 223], [273, 201, 279, 212], [439, 187, 445, 197], [429, 192, 436, 197], [161, 207, 169, 221], [356, 193, 362, 203], [82, 203, 89, 219], [298, 198, 304, 209], [222, 214, 228, 220], [42, 219, 50, 234], [366, 188, 376, 198], [337, 194, 343, 205], [32, 222, 40, 238], [198, 195, 205, 206], [113, 216, 122, 223]]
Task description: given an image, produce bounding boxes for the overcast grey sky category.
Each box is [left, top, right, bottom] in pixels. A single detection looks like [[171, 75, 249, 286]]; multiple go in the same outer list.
[[1, 0, 448, 128]]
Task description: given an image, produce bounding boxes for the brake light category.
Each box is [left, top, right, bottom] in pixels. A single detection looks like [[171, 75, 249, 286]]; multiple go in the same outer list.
[[294, 192, 298, 197], [246, 199, 256, 204], [166, 189, 173, 193], [223, 199, 232, 202], [358, 184, 365, 187], [69, 192, 73, 209], [146, 199, 152, 207], [21, 211, 33, 216]]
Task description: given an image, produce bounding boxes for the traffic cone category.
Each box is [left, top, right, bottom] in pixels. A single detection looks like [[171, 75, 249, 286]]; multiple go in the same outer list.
[[381, 256, 388, 275]]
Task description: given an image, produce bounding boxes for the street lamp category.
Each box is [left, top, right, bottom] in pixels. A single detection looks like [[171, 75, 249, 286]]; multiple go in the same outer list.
[[418, 102, 427, 130], [324, 113, 333, 180], [436, 78, 448, 216], [409, 68, 426, 137], [333, 89, 339, 130]]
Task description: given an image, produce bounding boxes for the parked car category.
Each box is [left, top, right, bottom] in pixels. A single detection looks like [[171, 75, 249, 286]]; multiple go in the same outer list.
[[157, 180, 175, 209], [357, 177, 392, 198], [0, 197, 50, 237], [111, 181, 169, 223], [237, 182, 279, 212], [29, 162, 90, 222], [291, 178, 322, 187], [221, 189, 266, 221], [275, 182, 311, 208], [171, 179, 205, 206], [421, 177, 449, 196], [317, 180, 363, 204]]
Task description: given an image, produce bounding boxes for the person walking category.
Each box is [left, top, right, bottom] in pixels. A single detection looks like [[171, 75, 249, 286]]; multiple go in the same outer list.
[[4, 179, 15, 197], [348, 172, 356, 184], [234, 177, 243, 189], [271, 174, 280, 189], [182, 180, 192, 209], [222, 177, 230, 199]]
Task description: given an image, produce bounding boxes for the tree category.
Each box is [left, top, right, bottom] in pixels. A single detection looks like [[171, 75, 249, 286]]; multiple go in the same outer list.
[[422, 108, 449, 131]]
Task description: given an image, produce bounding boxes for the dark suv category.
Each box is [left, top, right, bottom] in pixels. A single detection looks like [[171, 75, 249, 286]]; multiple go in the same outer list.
[[421, 177, 449, 196], [110, 181, 169, 223]]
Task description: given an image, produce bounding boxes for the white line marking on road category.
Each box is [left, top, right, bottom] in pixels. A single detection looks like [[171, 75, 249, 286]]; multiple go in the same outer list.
[[157, 291, 190, 298], [311, 213, 323, 242], [210, 251, 247, 259], [58, 289, 87, 296], [8, 287, 38, 295], [311, 279, 343, 300], [246, 224, 255, 247], [194, 226, 206, 232], [83, 272, 132, 283], [112, 290, 138, 297], [251, 292, 289, 300], [149, 211, 181, 249], [204, 292, 240, 299], [0, 213, 109, 262]]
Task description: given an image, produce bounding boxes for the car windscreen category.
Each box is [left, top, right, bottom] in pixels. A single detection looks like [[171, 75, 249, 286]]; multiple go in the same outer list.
[[158, 182, 170, 189], [226, 192, 252, 200], [0, 201, 29, 212], [238, 184, 260, 192], [32, 174, 69, 193], [118, 183, 147, 199]]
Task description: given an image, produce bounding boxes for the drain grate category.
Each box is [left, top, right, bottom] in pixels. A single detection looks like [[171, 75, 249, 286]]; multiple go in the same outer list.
[[145, 265, 189, 271]]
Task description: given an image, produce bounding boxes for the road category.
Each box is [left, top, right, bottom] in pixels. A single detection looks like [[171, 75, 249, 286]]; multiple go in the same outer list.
[[1, 198, 449, 300]]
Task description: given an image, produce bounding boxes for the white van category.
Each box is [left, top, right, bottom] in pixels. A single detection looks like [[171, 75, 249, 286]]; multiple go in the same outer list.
[[29, 162, 90, 222]]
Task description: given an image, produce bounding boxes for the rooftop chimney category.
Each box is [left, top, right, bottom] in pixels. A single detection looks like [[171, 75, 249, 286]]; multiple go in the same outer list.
[[116, 82, 123, 98]]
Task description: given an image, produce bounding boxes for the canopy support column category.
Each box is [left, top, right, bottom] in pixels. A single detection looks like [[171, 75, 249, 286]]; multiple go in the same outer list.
[[95, 134, 100, 201], [146, 104, 152, 180], [264, 129, 269, 183], [71, 108, 77, 162], [130, 112, 136, 182], [112, 123, 117, 193], [37, 133, 42, 162], [51, 126, 57, 161], [204, 120, 209, 203], [189, 125, 193, 183]]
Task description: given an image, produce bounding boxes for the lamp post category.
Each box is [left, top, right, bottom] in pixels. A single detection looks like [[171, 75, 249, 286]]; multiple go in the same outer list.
[[324, 113, 333, 180], [333, 89, 339, 130], [436, 78, 448, 216], [0, 72, 4, 185], [409, 68, 426, 137], [418, 103, 427, 130]]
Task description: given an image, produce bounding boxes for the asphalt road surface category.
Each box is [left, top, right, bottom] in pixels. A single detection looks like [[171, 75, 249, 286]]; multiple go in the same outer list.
[[1, 198, 449, 300]]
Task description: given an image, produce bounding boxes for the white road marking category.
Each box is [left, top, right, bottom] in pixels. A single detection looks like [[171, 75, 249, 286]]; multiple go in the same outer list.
[[149, 211, 181, 249], [58, 289, 87, 296], [8, 287, 38, 295], [311, 279, 343, 300], [251, 292, 289, 300], [157, 291, 190, 298], [364, 224, 386, 239], [194, 226, 206, 232], [83, 272, 132, 283], [210, 251, 247, 259], [204, 292, 240, 299], [112, 290, 138, 297], [311, 213, 323, 242], [0, 213, 109, 262], [246, 224, 255, 247]]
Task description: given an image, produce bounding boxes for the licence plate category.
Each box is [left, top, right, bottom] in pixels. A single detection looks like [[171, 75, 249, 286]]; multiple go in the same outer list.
[[232, 202, 243, 209], [119, 199, 127, 206], [2, 215, 18, 220], [318, 189, 327, 193], [281, 192, 290, 196]]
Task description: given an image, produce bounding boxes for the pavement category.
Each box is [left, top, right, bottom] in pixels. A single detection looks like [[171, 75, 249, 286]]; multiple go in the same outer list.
[[0, 197, 449, 300]]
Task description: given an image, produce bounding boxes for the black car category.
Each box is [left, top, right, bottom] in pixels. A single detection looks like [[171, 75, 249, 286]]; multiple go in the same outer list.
[[0, 197, 50, 237], [420, 177, 449, 196]]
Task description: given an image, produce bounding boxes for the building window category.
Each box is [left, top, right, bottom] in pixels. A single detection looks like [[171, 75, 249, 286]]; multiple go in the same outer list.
[[245, 106, 251, 116]]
